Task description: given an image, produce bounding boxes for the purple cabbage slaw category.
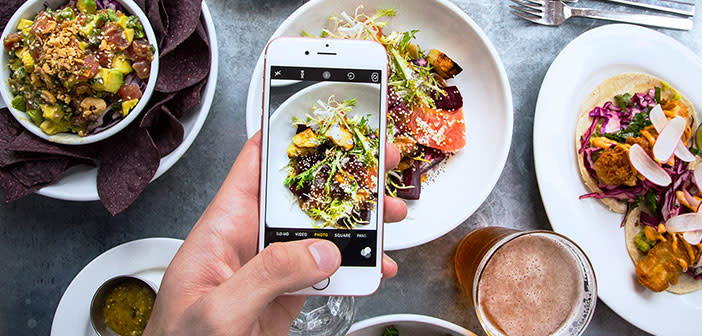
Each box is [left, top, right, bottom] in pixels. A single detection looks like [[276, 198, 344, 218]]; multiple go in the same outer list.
[[579, 88, 702, 277]]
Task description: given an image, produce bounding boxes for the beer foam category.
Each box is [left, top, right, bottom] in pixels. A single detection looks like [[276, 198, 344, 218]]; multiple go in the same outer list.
[[478, 234, 583, 336]]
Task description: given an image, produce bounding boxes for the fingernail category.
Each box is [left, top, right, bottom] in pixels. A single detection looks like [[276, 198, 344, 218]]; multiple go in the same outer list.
[[308, 241, 338, 273]]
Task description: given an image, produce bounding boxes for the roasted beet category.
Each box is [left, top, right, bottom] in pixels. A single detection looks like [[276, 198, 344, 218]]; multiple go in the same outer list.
[[418, 146, 447, 174], [434, 86, 463, 111], [288, 182, 310, 200], [296, 124, 309, 134], [411, 58, 428, 67], [396, 160, 422, 200]]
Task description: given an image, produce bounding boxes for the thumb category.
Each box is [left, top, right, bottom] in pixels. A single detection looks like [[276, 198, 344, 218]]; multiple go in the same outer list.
[[199, 239, 340, 319]]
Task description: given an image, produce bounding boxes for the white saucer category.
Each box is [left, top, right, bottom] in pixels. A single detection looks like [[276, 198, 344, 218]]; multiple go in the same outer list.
[[50, 238, 182, 336]]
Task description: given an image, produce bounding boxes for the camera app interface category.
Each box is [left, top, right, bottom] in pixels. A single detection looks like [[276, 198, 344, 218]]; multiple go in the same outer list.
[[264, 66, 382, 266]]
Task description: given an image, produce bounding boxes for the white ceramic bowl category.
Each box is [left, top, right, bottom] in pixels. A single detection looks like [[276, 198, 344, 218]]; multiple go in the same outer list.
[[246, 0, 513, 251], [0, 0, 159, 145], [37, 2, 217, 201], [347, 314, 476, 336]]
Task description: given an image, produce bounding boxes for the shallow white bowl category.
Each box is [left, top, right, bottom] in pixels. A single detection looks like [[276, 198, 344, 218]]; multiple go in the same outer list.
[[246, 0, 513, 250], [0, 0, 159, 145], [347, 314, 476, 336], [36, 2, 217, 201]]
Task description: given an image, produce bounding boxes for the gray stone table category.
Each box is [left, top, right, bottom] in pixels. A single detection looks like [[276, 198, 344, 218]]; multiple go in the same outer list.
[[2, 0, 702, 335]]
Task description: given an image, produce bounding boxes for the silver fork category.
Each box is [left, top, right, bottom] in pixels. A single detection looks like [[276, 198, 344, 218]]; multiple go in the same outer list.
[[509, 0, 693, 30]]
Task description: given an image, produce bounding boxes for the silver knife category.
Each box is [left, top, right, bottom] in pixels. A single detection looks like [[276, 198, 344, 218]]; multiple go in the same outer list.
[[599, 0, 695, 16]]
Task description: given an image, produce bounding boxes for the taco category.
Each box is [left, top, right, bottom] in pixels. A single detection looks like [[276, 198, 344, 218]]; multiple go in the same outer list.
[[576, 72, 702, 294]]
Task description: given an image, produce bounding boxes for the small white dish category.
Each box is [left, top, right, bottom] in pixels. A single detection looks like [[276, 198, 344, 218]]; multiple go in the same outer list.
[[50, 238, 183, 336], [266, 82, 380, 230], [245, 0, 513, 251], [34, 1, 218, 201], [534, 24, 702, 336], [347, 314, 476, 336], [0, 0, 159, 145]]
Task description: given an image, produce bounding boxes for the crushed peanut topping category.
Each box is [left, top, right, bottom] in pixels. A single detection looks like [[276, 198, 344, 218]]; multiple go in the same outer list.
[[37, 19, 85, 80]]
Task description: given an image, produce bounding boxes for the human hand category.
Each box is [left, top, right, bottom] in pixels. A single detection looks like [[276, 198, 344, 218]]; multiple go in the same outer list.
[[143, 133, 407, 336]]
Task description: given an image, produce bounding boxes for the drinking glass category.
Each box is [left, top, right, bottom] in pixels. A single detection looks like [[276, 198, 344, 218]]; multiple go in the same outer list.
[[455, 227, 597, 336], [288, 296, 355, 336]]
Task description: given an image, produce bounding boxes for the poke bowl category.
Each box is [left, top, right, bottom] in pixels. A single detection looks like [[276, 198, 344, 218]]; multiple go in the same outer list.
[[0, 0, 159, 145]]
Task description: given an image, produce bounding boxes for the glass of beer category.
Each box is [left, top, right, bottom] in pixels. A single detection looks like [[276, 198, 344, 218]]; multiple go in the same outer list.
[[455, 227, 597, 336]]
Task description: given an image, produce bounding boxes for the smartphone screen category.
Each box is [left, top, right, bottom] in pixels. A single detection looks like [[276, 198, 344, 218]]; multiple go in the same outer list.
[[263, 66, 383, 267]]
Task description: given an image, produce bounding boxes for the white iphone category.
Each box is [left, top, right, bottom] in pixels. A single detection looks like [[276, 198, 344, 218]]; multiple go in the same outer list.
[[258, 37, 388, 296]]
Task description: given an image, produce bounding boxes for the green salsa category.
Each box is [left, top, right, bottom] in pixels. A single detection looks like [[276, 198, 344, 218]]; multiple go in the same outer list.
[[102, 278, 156, 336]]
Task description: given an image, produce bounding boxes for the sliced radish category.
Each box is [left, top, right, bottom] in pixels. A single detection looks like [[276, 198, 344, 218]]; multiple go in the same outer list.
[[683, 231, 702, 245], [695, 165, 702, 192], [650, 104, 667, 132], [665, 213, 702, 233], [650, 104, 696, 162], [653, 117, 686, 162], [683, 189, 702, 210], [675, 142, 696, 162], [629, 144, 672, 186]]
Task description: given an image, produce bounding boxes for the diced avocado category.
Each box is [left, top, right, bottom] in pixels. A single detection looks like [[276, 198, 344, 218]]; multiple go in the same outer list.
[[78, 20, 96, 37], [40, 104, 64, 123], [92, 68, 123, 93], [58, 7, 75, 20], [63, 75, 79, 89], [126, 16, 145, 38], [77, 0, 97, 14], [124, 28, 134, 44], [40, 119, 70, 135], [634, 230, 656, 254], [16, 19, 33, 30], [12, 66, 27, 82], [117, 15, 128, 30], [20, 49, 34, 71], [107, 9, 118, 22], [121, 99, 139, 116], [26, 109, 43, 126], [112, 55, 133, 74], [11, 95, 26, 112]]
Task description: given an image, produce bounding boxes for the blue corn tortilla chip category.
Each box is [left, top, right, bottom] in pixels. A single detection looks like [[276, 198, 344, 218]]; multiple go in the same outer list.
[[140, 92, 176, 127], [97, 125, 160, 215], [160, 0, 202, 56], [196, 21, 208, 47], [145, 0, 167, 46], [0, 108, 24, 171], [134, 0, 146, 11], [146, 106, 184, 157], [8, 158, 70, 188], [155, 26, 210, 93], [0, 0, 24, 31], [167, 78, 206, 119], [0, 169, 45, 202], [0, 151, 65, 168], [8, 131, 97, 162]]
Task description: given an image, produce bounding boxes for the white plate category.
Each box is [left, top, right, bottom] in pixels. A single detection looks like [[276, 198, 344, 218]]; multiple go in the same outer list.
[[347, 314, 476, 336], [266, 82, 380, 230], [50, 238, 183, 336], [245, 0, 513, 251], [534, 24, 702, 336], [36, 1, 219, 201]]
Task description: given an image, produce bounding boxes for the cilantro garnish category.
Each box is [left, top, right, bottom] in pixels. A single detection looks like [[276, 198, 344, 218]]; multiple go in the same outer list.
[[603, 111, 651, 143]]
